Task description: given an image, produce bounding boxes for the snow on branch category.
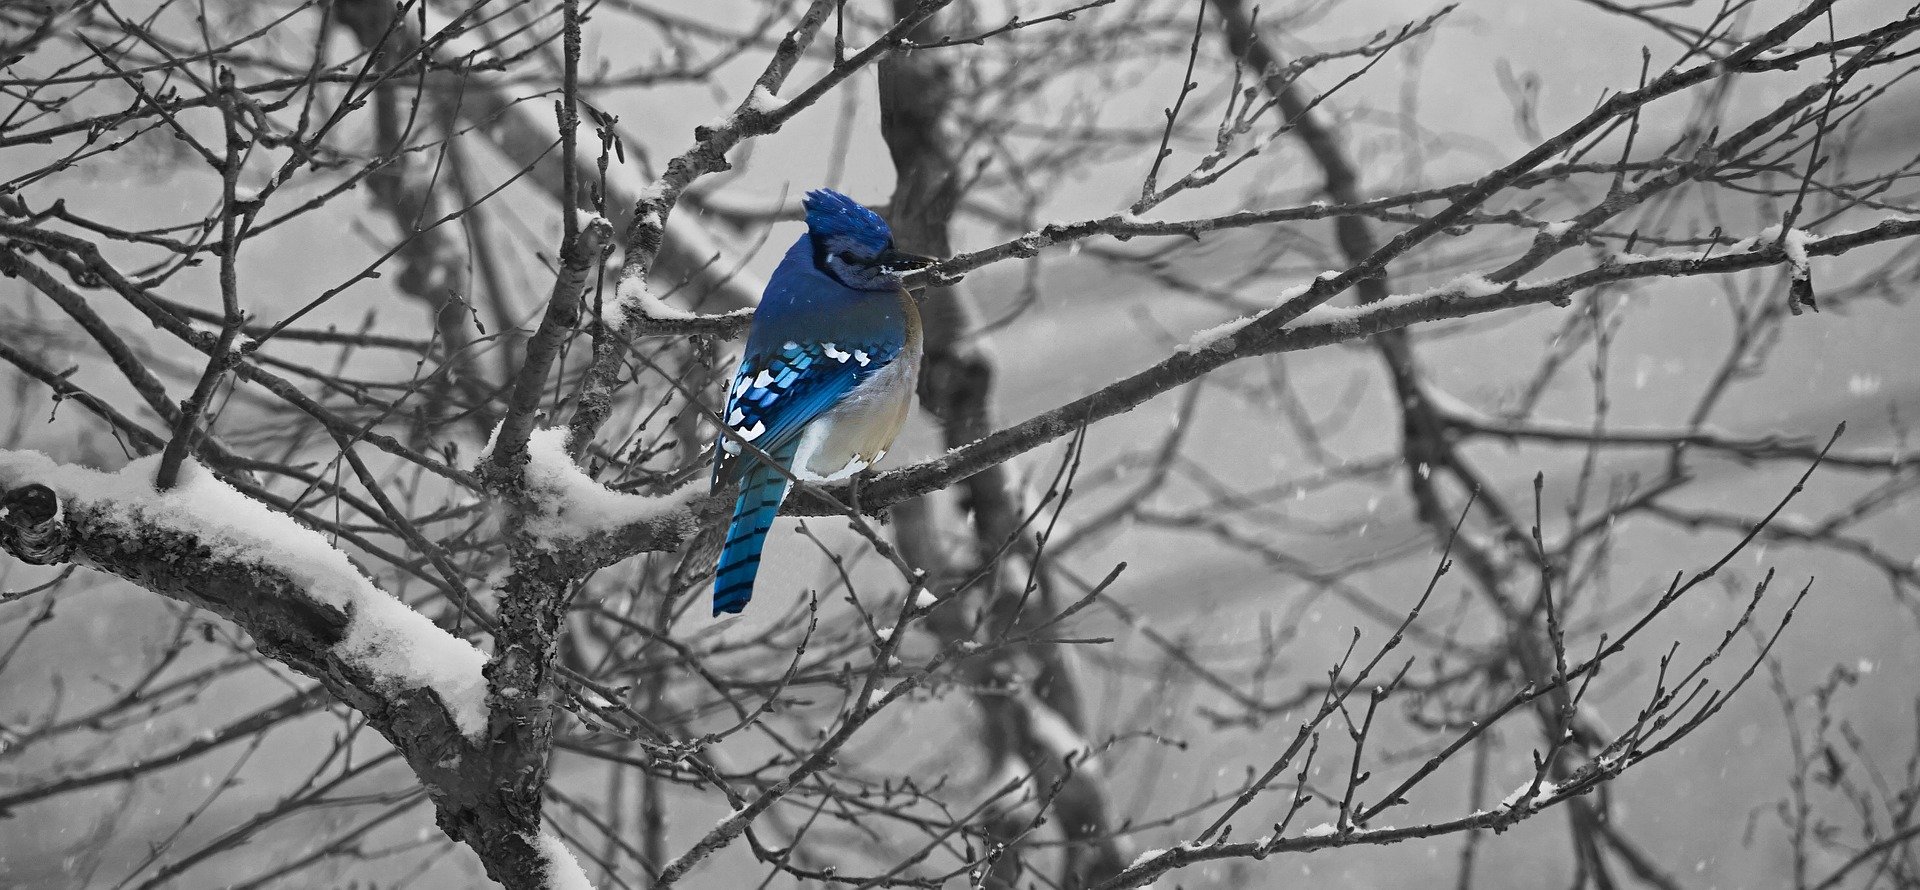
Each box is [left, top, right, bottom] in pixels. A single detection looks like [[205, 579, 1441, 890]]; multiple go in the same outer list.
[[1500, 779, 1561, 810], [602, 282, 757, 334], [486, 426, 695, 548], [533, 832, 596, 890], [0, 449, 491, 739]]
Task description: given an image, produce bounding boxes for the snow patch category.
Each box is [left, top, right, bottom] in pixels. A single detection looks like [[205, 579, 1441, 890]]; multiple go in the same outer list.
[[606, 266, 688, 328], [1759, 224, 1816, 270], [1284, 272, 1510, 341], [603, 273, 753, 333], [494, 426, 693, 545], [1448, 273, 1506, 298], [1501, 779, 1559, 808], [533, 832, 595, 890], [1178, 314, 1257, 355], [1177, 281, 1316, 354], [746, 84, 785, 115], [1129, 847, 1167, 869]]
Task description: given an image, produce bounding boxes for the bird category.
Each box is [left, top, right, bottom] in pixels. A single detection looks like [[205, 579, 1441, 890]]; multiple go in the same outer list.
[[709, 189, 934, 616]]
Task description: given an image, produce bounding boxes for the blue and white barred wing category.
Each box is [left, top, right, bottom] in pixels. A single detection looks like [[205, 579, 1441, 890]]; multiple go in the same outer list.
[[711, 338, 901, 490]]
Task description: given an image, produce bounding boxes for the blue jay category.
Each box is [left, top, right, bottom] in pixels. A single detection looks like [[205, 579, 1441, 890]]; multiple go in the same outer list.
[[710, 189, 934, 615]]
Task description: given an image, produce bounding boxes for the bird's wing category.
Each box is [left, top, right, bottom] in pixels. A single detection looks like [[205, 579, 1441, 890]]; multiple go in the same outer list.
[[712, 338, 901, 491]]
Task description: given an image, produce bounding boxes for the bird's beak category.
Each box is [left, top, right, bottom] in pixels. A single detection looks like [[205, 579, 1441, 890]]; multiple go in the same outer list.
[[876, 247, 937, 275]]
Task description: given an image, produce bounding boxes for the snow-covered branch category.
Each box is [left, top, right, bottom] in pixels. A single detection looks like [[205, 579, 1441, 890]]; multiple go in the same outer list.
[[0, 450, 488, 738], [0, 450, 598, 888]]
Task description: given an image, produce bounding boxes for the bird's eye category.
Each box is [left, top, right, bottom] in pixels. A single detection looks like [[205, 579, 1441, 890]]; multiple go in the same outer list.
[[833, 251, 859, 266]]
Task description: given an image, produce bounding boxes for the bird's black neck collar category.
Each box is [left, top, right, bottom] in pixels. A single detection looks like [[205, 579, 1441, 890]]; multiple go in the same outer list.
[[811, 235, 893, 291], [809, 236, 851, 288]]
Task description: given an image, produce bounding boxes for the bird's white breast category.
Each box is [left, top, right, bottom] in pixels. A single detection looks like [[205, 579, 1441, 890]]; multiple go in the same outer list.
[[791, 346, 920, 482]]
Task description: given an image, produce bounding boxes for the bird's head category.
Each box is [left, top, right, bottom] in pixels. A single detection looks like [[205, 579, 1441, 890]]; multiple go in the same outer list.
[[803, 189, 934, 291]]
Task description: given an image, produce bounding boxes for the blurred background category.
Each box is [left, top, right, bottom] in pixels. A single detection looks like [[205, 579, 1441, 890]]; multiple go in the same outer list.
[[2, 0, 1917, 887]]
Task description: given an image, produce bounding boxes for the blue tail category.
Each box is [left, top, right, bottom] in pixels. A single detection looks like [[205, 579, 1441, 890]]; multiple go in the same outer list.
[[713, 449, 795, 615]]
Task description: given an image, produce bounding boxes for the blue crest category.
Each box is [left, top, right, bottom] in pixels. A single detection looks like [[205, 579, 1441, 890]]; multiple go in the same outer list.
[[803, 189, 892, 256]]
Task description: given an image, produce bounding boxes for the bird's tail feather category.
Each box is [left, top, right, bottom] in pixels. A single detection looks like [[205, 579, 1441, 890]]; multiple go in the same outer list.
[[713, 445, 796, 616]]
